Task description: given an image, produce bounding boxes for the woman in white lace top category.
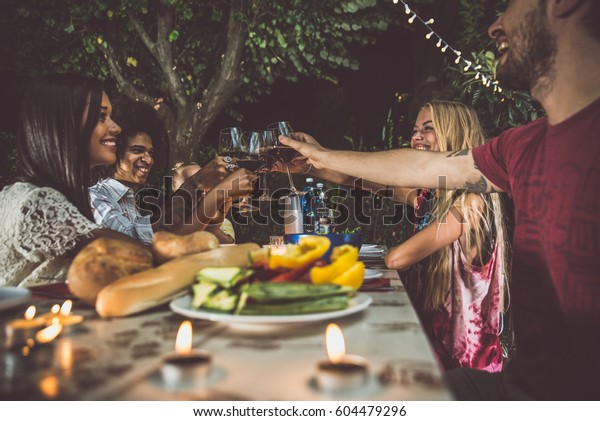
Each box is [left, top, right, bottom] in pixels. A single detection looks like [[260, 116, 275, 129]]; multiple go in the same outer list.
[[0, 74, 140, 287]]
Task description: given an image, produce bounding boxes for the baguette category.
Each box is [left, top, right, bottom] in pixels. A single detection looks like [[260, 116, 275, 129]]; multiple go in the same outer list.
[[96, 243, 261, 318], [67, 238, 153, 306], [152, 230, 219, 264]]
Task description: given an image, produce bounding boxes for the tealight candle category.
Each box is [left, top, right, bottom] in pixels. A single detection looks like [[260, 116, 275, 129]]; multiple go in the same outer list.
[[269, 235, 287, 256], [315, 323, 368, 392], [161, 320, 212, 387], [5, 306, 49, 349], [53, 300, 83, 333]]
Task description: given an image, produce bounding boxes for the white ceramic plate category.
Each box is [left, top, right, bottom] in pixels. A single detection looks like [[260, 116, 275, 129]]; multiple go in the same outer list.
[[170, 293, 372, 325], [364, 269, 383, 280], [0, 287, 31, 313], [361, 244, 382, 250]]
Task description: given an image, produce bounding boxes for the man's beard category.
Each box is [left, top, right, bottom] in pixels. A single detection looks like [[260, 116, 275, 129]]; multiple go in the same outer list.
[[497, 4, 557, 92]]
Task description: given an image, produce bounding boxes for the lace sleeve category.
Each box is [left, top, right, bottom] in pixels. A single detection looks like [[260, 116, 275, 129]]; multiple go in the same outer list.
[[16, 187, 99, 261]]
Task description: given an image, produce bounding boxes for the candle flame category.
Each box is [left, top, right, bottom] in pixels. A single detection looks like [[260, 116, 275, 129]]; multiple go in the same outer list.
[[325, 323, 346, 363], [51, 304, 60, 315], [175, 320, 193, 355], [25, 305, 36, 321], [36, 319, 63, 344], [60, 300, 72, 316]]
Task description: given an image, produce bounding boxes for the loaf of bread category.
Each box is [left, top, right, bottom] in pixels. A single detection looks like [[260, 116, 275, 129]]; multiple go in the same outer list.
[[96, 243, 261, 318], [152, 230, 220, 264], [67, 238, 153, 306]]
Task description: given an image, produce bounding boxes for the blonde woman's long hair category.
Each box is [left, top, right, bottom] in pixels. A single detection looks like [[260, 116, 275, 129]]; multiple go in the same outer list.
[[415, 100, 510, 312]]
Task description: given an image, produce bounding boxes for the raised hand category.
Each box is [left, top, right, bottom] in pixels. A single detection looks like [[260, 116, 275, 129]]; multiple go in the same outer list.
[[278, 132, 329, 169], [191, 156, 229, 190], [219, 168, 258, 199]]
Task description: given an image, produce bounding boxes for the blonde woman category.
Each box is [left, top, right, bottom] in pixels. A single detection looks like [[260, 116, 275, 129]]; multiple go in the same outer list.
[[384, 101, 509, 372], [172, 162, 236, 244], [282, 100, 509, 372]]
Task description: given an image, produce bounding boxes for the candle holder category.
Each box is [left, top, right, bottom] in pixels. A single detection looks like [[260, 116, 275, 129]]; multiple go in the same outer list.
[[316, 354, 368, 392], [4, 306, 49, 349], [44, 300, 84, 334], [161, 349, 213, 388]]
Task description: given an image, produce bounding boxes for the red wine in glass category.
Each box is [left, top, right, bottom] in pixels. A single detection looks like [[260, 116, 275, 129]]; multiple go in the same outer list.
[[267, 146, 297, 164], [236, 156, 264, 173]]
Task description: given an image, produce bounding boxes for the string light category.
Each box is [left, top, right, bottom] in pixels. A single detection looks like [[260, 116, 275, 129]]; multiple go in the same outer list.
[[395, 0, 503, 96]]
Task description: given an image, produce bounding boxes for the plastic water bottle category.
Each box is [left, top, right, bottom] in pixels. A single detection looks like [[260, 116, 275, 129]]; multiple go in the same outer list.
[[302, 178, 316, 233], [314, 183, 329, 234], [301, 178, 315, 214]]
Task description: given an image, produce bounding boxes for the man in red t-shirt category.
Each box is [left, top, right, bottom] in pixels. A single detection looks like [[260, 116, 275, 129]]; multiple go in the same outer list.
[[280, 0, 600, 399]]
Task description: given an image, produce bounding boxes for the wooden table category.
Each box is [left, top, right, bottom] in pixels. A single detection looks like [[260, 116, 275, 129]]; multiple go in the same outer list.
[[0, 248, 452, 401]]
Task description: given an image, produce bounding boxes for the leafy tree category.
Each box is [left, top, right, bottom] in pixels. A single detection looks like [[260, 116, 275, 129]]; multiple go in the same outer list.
[[1, 0, 421, 163]]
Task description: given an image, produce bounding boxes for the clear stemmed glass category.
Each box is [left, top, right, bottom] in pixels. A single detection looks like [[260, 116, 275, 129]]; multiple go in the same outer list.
[[257, 129, 278, 201], [266, 121, 301, 195], [218, 127, 243, 160], [232, 131, 264, 213]]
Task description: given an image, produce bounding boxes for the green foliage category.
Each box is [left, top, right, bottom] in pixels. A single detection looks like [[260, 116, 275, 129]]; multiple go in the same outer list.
[[1, 0, 406, 161]]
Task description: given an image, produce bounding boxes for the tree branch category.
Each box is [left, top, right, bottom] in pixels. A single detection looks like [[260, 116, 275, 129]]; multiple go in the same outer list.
[[101, 47, 155, 107], [126, 10, 156, 56], [154, 0, 188, 108], [197, 0, 248, 124]]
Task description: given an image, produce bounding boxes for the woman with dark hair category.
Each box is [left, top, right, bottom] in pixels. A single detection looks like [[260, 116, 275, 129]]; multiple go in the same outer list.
[[0, 73, 132, 287], [89, 103, 255, 244]]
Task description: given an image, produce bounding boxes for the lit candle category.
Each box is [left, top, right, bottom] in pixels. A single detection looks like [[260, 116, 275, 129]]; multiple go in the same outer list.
[[54, 300, 83, 332], [35, 318, 63, 344], [315, 323, 368, 392], [161, 320, 212, 387], [269, 235, 287, 255], [5, 306, 49, 348]]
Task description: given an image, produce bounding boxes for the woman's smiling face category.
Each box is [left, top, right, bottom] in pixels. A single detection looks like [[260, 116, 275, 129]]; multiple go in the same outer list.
[[410, 107, 439, 152], [89, 92, 121, 168]]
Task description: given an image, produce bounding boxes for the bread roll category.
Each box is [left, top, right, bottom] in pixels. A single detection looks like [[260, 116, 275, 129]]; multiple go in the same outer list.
[[152, 230, 220, 264], [96, 243, 261, 318], [67, 238, 153, 306]]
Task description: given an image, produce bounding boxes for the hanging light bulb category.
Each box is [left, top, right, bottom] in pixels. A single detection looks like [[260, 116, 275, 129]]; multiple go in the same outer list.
[[463, 61, 471, 71], [436, 39, 442, 48], [408, 14, 416, 24], [474, 65, 482, 70], [498, 86, 503, 93], [404, 2, 410, 13], [425, 18, 434, 25], [441, 45, 448, 52], [475, 72, 480, 79], [426, 31, 434, 39], [393, 0, 399, 4], [455, 56, 461, 64]]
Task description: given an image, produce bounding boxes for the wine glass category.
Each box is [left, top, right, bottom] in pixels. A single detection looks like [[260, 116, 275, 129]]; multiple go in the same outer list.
[[218, 127, 243, 160], [266, 121, 301, 195], [233, 131, 264, 213], [257, 129, 278, 201]]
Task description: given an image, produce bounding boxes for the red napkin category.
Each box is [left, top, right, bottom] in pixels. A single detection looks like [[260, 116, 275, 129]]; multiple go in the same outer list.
[[28, 282, 75, 301], [359, 277, 393, 292]]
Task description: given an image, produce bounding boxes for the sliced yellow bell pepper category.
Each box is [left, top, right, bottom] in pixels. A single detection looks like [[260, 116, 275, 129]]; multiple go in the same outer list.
[[310, 244, 359, 285], [269, 236, 331, 269], [330, 261, 365, 290]]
